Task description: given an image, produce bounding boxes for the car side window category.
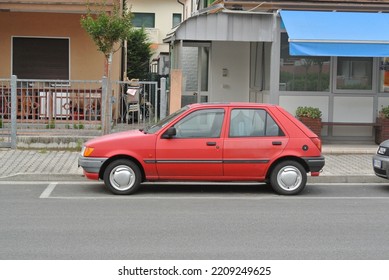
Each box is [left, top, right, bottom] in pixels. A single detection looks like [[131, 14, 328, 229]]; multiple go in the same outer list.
[[229, 109, 284, 137], [174, 109, 225, 138]]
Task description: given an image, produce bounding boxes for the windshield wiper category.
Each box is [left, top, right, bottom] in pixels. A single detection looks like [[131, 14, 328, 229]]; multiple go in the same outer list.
[[139, 128, 148, 134]]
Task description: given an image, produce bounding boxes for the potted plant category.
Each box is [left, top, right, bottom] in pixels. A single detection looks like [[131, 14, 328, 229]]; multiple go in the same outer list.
[[296, 106, 322, 136], [375, 105, 389, 144]]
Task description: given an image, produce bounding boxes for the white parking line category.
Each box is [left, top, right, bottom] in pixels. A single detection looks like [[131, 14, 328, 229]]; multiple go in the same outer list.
[[0, 181, 388, 200], [0, 181, 96, 185], [46, 195, 389, 200], [39, 182, 58, 199]]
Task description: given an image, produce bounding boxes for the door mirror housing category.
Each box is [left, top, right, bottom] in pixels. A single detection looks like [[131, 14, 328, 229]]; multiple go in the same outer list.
[[162, 127, 176, 138]]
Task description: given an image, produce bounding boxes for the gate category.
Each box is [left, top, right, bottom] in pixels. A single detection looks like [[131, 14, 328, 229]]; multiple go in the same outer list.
[[114, 78, 167, 130], [0, 76, 17, 148]]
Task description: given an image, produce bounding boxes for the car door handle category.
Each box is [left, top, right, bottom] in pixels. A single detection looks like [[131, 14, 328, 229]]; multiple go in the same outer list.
[[272, 141, 282, 146], [207, 142, 217, 146]]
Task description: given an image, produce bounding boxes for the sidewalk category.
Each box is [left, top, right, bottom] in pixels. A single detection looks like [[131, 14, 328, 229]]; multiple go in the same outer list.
[[0, 143, 385, 183]]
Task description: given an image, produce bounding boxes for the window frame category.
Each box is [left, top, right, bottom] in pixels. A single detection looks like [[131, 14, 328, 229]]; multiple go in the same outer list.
[[172, 13, 182, 28], [332, 56, 377, 94], [132, 13, 155, 28]]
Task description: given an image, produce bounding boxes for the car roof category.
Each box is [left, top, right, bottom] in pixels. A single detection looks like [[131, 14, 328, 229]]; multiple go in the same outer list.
[[187, 102, 279, 109]]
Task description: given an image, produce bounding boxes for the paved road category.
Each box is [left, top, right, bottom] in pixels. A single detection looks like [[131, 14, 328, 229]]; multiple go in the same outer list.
[[1, 181, 389, 260]]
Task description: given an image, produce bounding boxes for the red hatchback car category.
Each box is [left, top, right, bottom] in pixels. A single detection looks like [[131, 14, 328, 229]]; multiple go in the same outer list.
[[79, 103, 325, 195]]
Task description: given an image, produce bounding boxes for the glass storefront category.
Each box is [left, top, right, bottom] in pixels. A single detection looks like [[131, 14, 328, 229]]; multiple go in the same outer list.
[[279, 33, 330, 92]]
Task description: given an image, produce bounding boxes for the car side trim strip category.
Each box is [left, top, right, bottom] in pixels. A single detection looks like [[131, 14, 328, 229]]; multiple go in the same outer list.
[[144, 159, 269, 164], [223, 159, 269, 164], [145, 160, 222, 164]]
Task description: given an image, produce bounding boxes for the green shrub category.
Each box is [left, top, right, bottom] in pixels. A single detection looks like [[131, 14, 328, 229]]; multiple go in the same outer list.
[[296, 106, 322, 119], [73, 123, 84, 129], [46, 120, 56, 129], [379, 105, 389, 119]]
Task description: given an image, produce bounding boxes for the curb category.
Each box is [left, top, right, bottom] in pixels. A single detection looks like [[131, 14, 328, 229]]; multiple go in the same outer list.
[[16, 136, 94, 150], [308, 175, 388, 184], [0, 173, 85, 182]]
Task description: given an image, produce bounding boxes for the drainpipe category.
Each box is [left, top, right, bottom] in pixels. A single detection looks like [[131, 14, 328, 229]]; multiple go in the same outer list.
[[122, 0, 128, 80]]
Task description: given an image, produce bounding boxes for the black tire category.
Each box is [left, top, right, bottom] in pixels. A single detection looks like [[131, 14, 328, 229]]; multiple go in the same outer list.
[[103, 159, 142, 195], [269, 160, 307, 195]]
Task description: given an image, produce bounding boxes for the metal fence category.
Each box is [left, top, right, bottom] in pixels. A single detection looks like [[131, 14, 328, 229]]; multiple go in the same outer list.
[[0, 78, 15, 148], [0, 75, 167, 148]]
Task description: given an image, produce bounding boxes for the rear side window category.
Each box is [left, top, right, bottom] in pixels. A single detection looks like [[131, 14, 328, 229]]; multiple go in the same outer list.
[[229, 109, 284, 137]]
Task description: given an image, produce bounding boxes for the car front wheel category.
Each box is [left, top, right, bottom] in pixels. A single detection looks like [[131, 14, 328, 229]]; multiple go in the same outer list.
[[270, 160, 307, 195], [103, 159, 142, 195]]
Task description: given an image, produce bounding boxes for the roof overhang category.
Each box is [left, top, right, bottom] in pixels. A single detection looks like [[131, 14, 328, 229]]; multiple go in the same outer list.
[[164, 12, 275, 44], [0, 0, 115, 14]]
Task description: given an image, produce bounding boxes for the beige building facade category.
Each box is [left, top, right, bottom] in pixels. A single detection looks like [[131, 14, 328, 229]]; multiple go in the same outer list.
[[0, 0, 121, 81]]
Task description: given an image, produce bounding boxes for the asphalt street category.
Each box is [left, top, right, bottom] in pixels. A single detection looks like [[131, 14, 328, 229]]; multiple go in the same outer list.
[[1, 181, 389, 260]]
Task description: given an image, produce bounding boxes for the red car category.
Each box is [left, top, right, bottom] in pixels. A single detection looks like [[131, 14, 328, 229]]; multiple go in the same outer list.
[[79, 103, 324, 195]]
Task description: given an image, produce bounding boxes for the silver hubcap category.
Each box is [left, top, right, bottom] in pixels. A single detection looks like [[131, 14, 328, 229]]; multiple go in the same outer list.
[[277, 165, 302, 191], [109, 165, 136, 191]]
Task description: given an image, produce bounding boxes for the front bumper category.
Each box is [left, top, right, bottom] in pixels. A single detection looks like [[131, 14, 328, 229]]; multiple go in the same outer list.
[[373, 154, 389, 179], [302, 156, 325, 173], [78, 156, 108, 174]]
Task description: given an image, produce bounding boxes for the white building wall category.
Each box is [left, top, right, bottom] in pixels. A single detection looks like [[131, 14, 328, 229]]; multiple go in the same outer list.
[[210, 41, 250, 102], [130, 0, 182, 58], [279, 95, 330, 122]]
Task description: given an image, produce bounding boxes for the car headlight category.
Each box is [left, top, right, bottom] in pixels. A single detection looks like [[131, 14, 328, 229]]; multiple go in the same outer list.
[[81, 146, 94, 157], [377, 146, 387, 155]]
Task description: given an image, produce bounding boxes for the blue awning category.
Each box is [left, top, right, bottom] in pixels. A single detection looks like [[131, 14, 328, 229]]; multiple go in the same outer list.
[[280, 10, 389, 57]]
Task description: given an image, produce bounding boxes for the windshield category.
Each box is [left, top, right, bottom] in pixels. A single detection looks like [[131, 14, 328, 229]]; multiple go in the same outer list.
[[145, 106, 189, 134]]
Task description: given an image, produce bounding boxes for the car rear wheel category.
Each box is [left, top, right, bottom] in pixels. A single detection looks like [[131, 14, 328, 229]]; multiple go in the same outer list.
[[103, 159, 142, 195], [270, 160, 307, 195]]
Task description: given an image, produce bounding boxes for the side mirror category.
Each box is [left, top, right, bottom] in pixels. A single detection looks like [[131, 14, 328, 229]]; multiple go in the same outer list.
[[162, 127, 176, 139]]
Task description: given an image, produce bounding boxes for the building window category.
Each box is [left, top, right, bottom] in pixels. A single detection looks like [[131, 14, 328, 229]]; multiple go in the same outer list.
[[12, 37, 69, 80], [173, 13, 182, 27], [335, 57, 373, 91], [380, 58, 389, 92], [132, 13, 155, 28], [279, 33, 330, 92]]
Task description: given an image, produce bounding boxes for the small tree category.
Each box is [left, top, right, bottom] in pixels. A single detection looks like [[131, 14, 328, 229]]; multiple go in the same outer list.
[[81, 0, 133, 134], [81, 0, 133, 77], [126, 28, 153, 80]]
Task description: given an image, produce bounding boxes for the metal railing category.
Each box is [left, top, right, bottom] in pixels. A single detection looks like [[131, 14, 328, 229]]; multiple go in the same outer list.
[[0, 78, 14, 148], [0, 76, 168, 148]]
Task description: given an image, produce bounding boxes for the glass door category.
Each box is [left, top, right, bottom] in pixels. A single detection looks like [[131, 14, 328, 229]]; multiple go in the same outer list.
[[181, 44, 209, 106]]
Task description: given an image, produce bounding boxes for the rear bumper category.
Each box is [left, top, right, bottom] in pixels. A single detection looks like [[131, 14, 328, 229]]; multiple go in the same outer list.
[[302, 156, 325, 173]]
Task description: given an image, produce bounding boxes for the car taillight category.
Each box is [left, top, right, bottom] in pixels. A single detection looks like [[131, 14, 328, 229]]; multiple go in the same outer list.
[[310, 137, 322, 152]]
